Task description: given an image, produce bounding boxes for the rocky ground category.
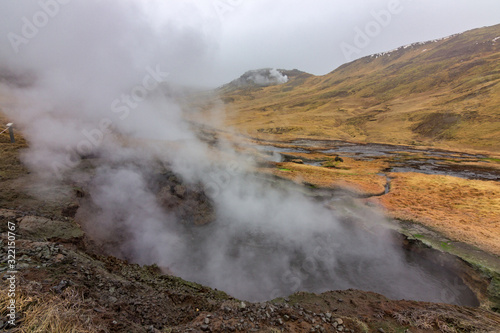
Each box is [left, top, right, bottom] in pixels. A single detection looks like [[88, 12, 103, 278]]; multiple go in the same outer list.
[[1, 129, 500, 332], [2, 210, 500, 333], [2, 189, 500, 332]]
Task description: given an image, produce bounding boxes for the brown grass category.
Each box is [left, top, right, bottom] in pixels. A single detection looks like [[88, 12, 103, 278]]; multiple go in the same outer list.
[[0, 284, 102, 332], [0, 112, 29, 180], [261, 157, 388, 196], [210, 24, 500, 153], [376, 172, 500, 256]]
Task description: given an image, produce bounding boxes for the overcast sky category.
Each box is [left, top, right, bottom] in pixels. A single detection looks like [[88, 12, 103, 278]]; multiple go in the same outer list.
[[1, 0, 500, 88], [210, 0, 500, 87]]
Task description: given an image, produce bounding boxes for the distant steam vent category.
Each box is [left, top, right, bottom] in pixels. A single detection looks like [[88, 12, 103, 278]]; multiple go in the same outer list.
[[233, 68, 289, 87]]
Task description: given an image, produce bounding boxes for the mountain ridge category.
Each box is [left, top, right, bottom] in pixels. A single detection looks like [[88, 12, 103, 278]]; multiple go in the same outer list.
[[218, 24, 500, 153]]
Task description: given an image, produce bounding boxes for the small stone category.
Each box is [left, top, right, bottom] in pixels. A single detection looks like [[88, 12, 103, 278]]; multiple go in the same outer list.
[[200, 324, 210, 331], [204, 318, 210, 325], [337, 325, 344, 332], [378, 329, 386, 333], [51, 280, 70, 294], [325, 312, 332, 319], [335, 318, 343, 325], [239, 302, 246, 309]]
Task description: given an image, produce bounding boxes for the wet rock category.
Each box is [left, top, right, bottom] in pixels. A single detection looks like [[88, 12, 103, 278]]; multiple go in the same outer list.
[[51, 279, 72, 293]]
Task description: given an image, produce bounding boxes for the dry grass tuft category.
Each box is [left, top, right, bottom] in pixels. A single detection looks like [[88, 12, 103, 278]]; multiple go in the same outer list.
[[0, 282, 103, 333]]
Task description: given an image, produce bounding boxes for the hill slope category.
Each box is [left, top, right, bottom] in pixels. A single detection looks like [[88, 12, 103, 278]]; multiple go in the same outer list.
[[219, 24, 500, 153]]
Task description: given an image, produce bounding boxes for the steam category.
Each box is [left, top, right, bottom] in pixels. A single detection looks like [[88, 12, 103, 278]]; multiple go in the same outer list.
[[248, 68, 289, 85], [0, 1, 473, 305], [232, 68, 289, 87]]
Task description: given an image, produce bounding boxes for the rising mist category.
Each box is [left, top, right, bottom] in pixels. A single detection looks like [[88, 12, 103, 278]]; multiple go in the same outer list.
[[0, 0, 473, 304]]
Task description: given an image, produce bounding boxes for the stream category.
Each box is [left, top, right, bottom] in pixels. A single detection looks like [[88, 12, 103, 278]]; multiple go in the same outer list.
[[257, 139, 500, 181]]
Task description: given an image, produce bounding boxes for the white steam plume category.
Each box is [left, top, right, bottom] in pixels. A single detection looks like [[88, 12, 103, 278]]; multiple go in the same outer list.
[[0, 0, 475, 305]]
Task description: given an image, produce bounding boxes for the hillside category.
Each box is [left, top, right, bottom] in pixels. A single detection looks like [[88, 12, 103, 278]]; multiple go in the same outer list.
[[2, 111, 500, 332], [218, 24, 500, 153]]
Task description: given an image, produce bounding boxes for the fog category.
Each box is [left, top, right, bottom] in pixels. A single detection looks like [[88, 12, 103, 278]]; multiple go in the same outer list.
[[0, 0, 478, 304]]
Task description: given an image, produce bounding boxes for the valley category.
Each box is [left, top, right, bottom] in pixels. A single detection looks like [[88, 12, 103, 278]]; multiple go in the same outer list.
[[1, 21, 500, 333]]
